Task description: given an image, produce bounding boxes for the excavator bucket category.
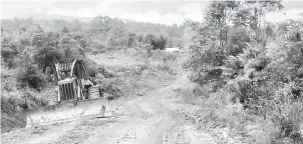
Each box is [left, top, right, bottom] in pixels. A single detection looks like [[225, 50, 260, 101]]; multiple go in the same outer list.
[[25, 98, 112, 127]]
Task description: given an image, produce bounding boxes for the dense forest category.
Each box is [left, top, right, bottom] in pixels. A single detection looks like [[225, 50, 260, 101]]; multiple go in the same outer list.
[[184, 1, 303, 143]]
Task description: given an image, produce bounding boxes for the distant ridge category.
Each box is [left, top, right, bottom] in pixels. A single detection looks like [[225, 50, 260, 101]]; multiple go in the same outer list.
[[2, 12, 184, 26], [2, 12, 94, 22]]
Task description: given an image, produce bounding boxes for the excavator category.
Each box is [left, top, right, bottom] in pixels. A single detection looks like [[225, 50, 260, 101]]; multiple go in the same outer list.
[[26, 59, 111, 127]]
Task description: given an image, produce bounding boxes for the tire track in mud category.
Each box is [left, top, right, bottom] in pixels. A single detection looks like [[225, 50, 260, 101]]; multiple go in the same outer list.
[[22, 121, 80, 144], [147, 80, 216, 144], [1, 120, 82, 144], [146, 110, 175, 144], [53, 119, 117, 144], [80, 105, 144, 143], [81, 94, 163, 144], [52, 98, 139, 144]]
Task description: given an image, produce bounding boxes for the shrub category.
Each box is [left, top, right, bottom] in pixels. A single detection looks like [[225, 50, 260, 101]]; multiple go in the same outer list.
[[2, 76, 18, 92], [21, 88, 49, 108], [150, 35, 167, 50], [84, 59, 99, 77], [1, 44, 19, 69], [16, 64, 47, 91], [127, 32, 137, 47], [87, 66, 97, 77], [138, 35, 144, 42], [1, 91, 21, 112], [138, 43, 153, 58], [99, 81, 123, 99], [3, 59, 19, 69], [144, 34, 156, 44], [33, 47, 62, 72], [1, 87, 50, 113], [92, 50, 99, 56], [143, 34, 167, 50], [85, 59, 115, 78]]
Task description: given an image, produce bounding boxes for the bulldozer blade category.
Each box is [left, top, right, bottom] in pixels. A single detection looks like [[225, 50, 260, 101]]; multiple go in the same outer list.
[[25, 98, 112, 127]]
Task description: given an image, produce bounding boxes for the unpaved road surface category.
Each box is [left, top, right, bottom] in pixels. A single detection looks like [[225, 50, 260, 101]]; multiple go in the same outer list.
[[1, 73, 216, 144]]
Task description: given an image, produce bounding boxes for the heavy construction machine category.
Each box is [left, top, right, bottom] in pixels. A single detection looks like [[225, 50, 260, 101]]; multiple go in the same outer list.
[[26, 59, 111, 127]]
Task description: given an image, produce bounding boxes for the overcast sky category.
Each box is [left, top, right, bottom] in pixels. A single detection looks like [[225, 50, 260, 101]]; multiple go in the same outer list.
[[1, 0, 303, 25]]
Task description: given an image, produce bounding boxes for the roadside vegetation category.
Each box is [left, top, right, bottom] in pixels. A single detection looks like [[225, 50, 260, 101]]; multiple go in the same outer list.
[[183, 1, 303, 143]]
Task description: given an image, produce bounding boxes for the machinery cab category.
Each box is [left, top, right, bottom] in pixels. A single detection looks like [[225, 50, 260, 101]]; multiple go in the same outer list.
[[53, 59, 94, 103]]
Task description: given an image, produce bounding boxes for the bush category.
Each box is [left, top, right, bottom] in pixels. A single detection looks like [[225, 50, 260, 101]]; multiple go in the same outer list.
[[1, 45, 19, 69], [138, 43, 153, 58], [84, 59, 99, 77], [92, 50, 99, 56], [150, 35, 167, 50], [21, 88, 49, 108], [143, 34, 167, 50], [1, 91, 21, 112], [85, 59, 115, 78], [33, 47, 62, 73], [34, 47, 62, 71], [87, 66, 98, 77], [1, 87, 50, 112], [16, 64, 47, 91], [99, 80, 123, 99], [1, 42, 19, 62], [2, 76, 18, 92]]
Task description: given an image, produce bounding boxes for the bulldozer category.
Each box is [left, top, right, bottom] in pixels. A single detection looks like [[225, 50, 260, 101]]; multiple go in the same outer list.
[[26, 59, 111, 127]]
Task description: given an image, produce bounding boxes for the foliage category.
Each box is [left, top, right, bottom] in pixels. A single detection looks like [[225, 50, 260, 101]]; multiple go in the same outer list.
[[127, 32, 137, 47], [33, 47, 62, 73], [59, 35, 85, 60], [86, 61, 98, 77], [62, 26, 70, 34], [144, 34, 168, 50], [16, 64, 47, 91], [185, 0, 303, 143], [1, 86, 51, 112], [1, 42, 20, 68]]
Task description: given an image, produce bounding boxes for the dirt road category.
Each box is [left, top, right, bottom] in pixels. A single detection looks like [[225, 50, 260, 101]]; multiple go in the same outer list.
[[1, 72, 216, 144]]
